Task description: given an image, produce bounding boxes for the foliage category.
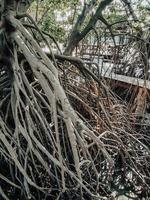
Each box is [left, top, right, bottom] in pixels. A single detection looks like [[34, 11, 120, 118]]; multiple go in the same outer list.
[[29, 0, 78, 42], [41, 12, 66, 42]]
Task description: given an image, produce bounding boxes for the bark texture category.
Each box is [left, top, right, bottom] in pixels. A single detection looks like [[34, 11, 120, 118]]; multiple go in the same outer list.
[[64, 0, 113, 55]]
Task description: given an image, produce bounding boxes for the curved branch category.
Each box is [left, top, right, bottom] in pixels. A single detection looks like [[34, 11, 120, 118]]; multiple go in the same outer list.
[[64, 0, 113, 55]]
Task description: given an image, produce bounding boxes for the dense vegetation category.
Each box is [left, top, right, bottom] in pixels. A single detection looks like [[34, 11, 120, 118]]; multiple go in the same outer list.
[[0, 0, 149, 199]]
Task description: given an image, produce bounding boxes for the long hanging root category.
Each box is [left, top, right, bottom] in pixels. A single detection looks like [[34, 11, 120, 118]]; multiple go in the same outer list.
[[0, 15, 150, 199]]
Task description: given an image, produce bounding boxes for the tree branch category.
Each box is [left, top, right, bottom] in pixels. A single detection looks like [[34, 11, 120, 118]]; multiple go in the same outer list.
[[64, 0, 113, 55]]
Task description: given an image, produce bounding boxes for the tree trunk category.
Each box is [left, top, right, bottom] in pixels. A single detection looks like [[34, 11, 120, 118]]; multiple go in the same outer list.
[[64, 0, 113, 55], [64, 30, 81, 55]]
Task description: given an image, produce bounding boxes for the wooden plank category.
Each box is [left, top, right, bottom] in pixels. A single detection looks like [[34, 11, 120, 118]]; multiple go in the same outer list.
[[87, 62, 150, 90], [103, 72, 150, 90]]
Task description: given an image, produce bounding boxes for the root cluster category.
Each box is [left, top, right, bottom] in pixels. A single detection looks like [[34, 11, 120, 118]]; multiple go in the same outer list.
[[0, 15, 150, 200]]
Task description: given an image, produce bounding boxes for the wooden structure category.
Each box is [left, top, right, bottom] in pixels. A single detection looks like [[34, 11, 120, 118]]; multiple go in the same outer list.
[[84, 59, 150, 116]]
